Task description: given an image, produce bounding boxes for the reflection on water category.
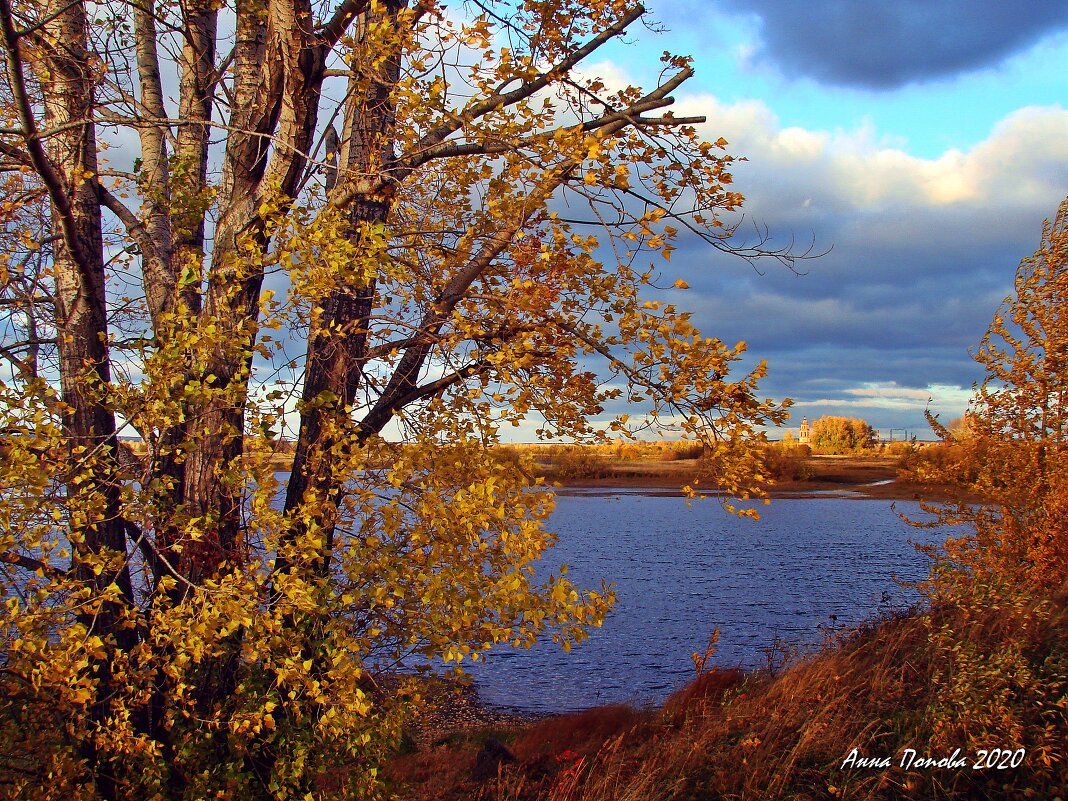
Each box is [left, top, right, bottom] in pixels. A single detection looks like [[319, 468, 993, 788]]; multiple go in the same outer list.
[[464, 493, 950, 712]]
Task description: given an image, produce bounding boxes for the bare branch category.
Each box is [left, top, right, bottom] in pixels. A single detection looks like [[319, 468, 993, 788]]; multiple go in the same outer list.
[[0, 0, 91, 271], [380, 360, 491, 413], [96, 181, 159, 263], [0, 139, 30, 165], [0, 550, 68, 579], [317, 0, 371, 50], [10, 0, 79, 38], [390, 4, 646, 181]]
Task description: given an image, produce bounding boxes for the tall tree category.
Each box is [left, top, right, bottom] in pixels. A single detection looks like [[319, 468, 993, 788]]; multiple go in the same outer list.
[[895, 200, 1068, 783], [924, 196, 1068, 592], [809, 415, 875, 453], [0, 1, 790, 797]]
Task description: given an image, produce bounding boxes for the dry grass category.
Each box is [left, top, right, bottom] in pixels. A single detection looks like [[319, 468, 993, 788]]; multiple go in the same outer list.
[[385, 705, 652, 801], [574, 611, 938, 801], [385, 594, 1068, 801]]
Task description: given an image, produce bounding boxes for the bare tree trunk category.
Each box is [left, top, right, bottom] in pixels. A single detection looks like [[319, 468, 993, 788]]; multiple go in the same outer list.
[[281, 0, 406, 571], [181, 0, 325, 578], [175, 0, 217, 267], [9, 0, 137, 795]]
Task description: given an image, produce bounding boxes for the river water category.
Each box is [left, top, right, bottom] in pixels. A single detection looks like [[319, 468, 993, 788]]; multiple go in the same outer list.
[[463, 490, 950, 712]]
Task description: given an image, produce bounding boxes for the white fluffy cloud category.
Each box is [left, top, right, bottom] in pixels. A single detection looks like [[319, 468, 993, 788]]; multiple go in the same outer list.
[[680, 96, 1068, 215], [649, 93, 1068, 432]]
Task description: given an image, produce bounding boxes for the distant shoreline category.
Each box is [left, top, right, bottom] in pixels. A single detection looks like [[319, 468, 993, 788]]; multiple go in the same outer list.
[[253, 451, 972, 503], [551, 455, 972, 504]]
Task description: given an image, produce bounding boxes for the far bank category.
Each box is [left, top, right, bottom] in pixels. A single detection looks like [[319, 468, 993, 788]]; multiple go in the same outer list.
[[545, 454, 972, 503]]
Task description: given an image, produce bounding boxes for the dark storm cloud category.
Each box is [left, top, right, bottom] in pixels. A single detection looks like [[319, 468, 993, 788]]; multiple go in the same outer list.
[[719, 0, 1068, 88], [637, 97, 1068, 434]]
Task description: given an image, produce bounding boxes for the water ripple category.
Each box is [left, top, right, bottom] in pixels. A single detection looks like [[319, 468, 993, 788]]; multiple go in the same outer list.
[[465, 496, 951, 712]]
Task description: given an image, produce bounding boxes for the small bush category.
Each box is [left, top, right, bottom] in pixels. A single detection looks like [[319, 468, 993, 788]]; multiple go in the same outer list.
[[898, 441, 984, 485], [658, 442, 705, 462], [762, 443, 814, 481], [510, 706, 646, 762], [662, 668, 744, 722], [884, 440, 914, 457], [540, 445, 609, 480]]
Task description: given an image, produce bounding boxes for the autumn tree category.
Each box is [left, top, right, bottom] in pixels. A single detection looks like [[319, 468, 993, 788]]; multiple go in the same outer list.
[[896, 200, 1068, 779], [921, 196, 1068, 592], [808, 415, 875, 454], [945, 412, 981, 441], [0, 0, 790, 797]]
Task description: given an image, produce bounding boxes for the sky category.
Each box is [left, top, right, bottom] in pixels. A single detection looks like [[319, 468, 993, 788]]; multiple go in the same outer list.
[[583, 0, 1068, 440], [81, 1, 1067, 444]]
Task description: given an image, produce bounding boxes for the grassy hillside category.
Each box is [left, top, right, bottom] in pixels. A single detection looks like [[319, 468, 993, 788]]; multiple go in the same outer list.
[[386, 584, 1067, 800]]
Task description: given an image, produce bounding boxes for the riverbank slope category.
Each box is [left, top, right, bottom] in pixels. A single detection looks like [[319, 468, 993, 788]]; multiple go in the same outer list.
[[386, 581, 1068, 800]]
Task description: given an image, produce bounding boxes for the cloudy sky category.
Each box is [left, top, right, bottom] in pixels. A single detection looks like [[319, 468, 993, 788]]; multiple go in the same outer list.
[[589, 0, 1068, 440]]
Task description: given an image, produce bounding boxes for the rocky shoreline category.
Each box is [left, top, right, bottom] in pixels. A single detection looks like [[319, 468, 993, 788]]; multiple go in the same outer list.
[[410, 680, 545, 747]]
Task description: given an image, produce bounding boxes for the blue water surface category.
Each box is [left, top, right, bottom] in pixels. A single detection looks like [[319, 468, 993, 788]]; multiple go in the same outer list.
[[463, 491, 949, 712]]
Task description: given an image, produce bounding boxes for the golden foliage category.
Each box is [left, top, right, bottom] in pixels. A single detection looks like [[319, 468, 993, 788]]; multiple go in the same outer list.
[[808, 416, 876, 454], [905, 198, 1068, 774], [918, 197, 1068, 593], [0, 0, 790, 797]]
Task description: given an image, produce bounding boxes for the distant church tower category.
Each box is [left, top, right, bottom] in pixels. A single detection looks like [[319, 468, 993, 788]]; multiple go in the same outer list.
[[799, 416, 811, 445]]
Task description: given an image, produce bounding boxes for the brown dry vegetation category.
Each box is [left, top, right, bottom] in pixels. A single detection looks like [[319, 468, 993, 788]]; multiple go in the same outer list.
[[239, 441, 964, 502], [529, 443, 967, 503], [385, 587, 1068, 801]]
